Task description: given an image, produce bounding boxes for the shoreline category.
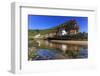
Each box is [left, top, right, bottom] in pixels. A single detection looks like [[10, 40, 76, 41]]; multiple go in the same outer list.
[[50, 40, 88, 45]]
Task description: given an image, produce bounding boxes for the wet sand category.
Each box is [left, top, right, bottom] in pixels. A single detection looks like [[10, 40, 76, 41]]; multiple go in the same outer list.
[[51, 40, 88, 45]]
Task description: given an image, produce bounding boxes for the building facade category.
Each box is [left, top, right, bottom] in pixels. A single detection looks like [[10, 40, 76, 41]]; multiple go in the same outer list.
[[44, 19, 80, 39]]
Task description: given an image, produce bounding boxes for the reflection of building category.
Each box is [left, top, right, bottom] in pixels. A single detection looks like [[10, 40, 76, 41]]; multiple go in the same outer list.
[[45, 19, 79, 38], [44, 41, 80, 53]]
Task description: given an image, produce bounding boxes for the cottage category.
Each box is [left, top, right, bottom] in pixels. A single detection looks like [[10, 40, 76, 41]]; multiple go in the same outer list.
[[45, 19, 79, 39], [56, 19, 79, 36]]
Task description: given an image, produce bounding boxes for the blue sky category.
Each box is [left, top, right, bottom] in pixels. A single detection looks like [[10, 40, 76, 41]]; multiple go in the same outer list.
[[28, 15, 88, 32]]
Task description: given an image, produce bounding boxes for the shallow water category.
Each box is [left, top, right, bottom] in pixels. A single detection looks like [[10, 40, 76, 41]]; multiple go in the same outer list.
[[28, 40, 88, 60]]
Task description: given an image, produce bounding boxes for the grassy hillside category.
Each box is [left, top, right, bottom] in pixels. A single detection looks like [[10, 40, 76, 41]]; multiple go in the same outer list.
[[28, 29, 54, 36]]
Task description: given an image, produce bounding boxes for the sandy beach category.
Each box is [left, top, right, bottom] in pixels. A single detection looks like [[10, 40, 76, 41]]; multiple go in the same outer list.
[[50, 40, 88, 45]]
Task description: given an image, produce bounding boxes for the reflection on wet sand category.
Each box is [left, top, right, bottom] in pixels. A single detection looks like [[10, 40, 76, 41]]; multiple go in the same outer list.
[[28, 39, 88, 60]]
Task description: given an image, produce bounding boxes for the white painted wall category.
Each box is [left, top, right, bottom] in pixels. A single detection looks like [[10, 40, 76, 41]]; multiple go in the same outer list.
[[62, 30, 67, 35], [0, 0, 100, 76]]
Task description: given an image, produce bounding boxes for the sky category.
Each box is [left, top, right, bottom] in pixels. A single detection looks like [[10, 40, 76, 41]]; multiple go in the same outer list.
[[28, 15, 88, 32]]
